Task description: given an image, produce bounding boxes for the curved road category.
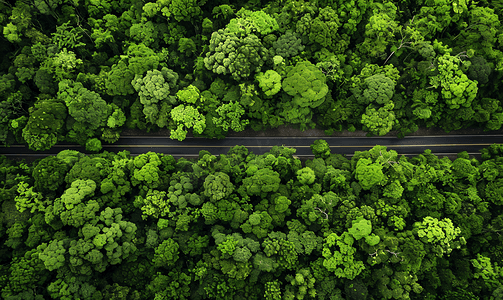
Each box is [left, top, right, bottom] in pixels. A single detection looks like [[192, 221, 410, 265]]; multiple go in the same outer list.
[[1, 135, 502, 158]]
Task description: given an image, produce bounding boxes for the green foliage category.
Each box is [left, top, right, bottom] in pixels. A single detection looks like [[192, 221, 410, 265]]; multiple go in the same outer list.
[[264, 280, 282, 300], [65, 156, 110, 185], [45, 48, 83, 81], [107, 104, 126, 129], [226, 8, 279, 36], [4, 22, 22, 43], [467, 56, 492, 85], [32, 156, 69, 193], [355, 158, 387, 190], [361, 74, 395, 105], [15, 181, 46, 213], [170, 104, 206, 141], [103, 44, 163, 96], [50, 179, 98, 227], [348, 217, 380, 246], [322, 232, 365, 280], [1, 0, 499, 150], [297, 6, 346, 52], [311, 139, 331, 159], [0, 0, 502, 293], [1, 248, 48, 297], [176, 84, 200, 104], [204, 29, 268, 81], [132, 68, 178, 126], [282, 60, 329, 108], [46, 275, 102, 299], [429, 54, 478, 110], [241, 211, 274, 238], [361, 103, 396, 136], [242, 167, 281, 196], [414, 216, 465, 257], [296, 167, 316, 185], [37, 240, 66, 271], [129, 21, 157, 47], [453, 6, 503, 71], [358, 2, 399, 57], [169, 0, 201, 22], [153, 238, 179, 267], [213, 101, 249, 132], [273, 30, 305, 59], [217, 236, 238, 255], [204, 172, 234, 202], [58, 80, 110, 145], [470, 254, 501, 284], [256, 70, 282, 97], [0, 143, 502, 296], [85, 138, 102, 152], [22, 100, 67, 151]]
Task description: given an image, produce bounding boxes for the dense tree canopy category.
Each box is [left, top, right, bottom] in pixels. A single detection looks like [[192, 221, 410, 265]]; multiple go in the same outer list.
[[1, 142, 503, 298], [0, 0, 502, 147]]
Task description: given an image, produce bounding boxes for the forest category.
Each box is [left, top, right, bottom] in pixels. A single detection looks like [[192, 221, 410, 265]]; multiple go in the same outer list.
[[1, 142, 503, 299], [2, 0, 503, 299], [0, 0, 503, 151]]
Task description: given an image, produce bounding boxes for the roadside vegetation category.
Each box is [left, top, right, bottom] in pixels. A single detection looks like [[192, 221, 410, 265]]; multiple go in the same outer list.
[[1, 0, 502, 151], [2, 141, 503, 299]]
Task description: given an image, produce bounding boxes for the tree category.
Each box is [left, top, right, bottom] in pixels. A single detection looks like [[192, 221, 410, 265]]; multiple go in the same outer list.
[[168, 0, 202, 22], [22, 99, 67, 151], [273, 30, 304, 59], [226, 8, 279, 37], [361, 103, 396, 136], [322, 232, 365, 280], [452, 5, 503, 71], [413, 216, 465, 257], [354, 158, 387, 190], [37, 240, 66, 271], [204, 172, 234, 202], [103, 44, 164, 96], [204, 29, 268, 81], [65, 156, 110, 185], [176, 84, 200, 105], [132, 68, 179, 126], [44, 48, 83, 81], [57, 80, 110, 145], [242, 167, 281, 197], [241, 211, 274, 238], [129, 21, 158, 47], [361, 74, 395, 105], [296, 7, 344, 52], [296, 167, 316, 185], [357, 2, 399, 57], [85, 138, 102, 152], [170, 104, 206, 141], [128, 152, 163, 190], [348, 217, 380, 246], [282, 60, 328, 109], [1, 248, 48, 298], [264, 280, 282, 300], [32, 156, 69, 193], [311, 139, 331, 159], [153, 238, 179, 268], [213, 101, 250, 132], [467, 56, 492, 85], [256, 70, 282, 97], [429, 54, 478, 110]]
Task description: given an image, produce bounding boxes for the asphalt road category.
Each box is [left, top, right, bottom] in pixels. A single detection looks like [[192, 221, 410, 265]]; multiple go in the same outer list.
[[1, 135, 502, 158]]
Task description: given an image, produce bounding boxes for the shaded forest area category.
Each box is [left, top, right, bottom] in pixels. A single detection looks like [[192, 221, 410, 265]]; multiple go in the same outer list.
[[1, 0, 503, 152], [2, 141, 503, 299]]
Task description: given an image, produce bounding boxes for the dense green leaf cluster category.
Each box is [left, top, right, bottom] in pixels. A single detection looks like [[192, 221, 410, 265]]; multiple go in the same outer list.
[[1, 142, 503, 298], [1, 0, 503, 148]]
